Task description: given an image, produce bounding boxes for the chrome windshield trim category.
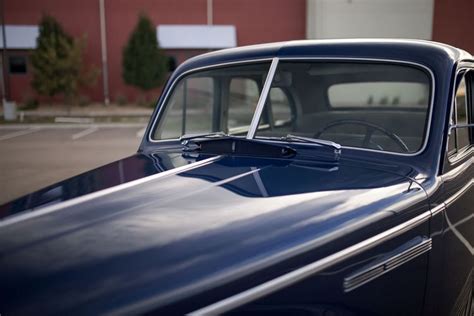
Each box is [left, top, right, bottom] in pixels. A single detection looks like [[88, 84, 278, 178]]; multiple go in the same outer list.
[[188, 210, 431, 316], [247, 57, 279, 139], [147, 58, 274, 143], [148, 57, 435, 158]]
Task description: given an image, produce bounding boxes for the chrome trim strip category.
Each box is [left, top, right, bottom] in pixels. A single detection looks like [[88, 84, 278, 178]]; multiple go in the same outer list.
[[0, 156, 223, 228], [445, 179, 474, 207], [446, 69, 471, 165], [344, 238, 432, 292], [442, 156, 473, 182], [148, 57, 436, 158], [428, 178, 473, 217], [147, 58, 274, 143], [431, 203, 446, 216], [247, 57, 279, 139], [188, 210, 431, 316]]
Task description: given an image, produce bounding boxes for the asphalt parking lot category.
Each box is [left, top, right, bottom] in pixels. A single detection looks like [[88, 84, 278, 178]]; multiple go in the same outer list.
[[0, 124, 146, 205]]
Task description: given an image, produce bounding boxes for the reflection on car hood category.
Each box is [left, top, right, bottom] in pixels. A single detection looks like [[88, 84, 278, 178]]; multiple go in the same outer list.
[[0, 151, 428, 314]]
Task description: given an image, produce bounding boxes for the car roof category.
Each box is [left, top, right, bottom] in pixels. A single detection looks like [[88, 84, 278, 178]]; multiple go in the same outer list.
[[173, 39, 473, 76]]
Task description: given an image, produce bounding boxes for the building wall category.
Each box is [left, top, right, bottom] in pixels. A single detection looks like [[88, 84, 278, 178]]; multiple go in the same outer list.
[[3, 0, 472, 105], [306, 0, 434, 40], [432, 0, 474, 54], [2, 0, 306, 104]]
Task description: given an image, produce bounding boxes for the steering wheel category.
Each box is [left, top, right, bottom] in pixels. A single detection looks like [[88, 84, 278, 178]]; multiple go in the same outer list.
[[314, 119, 410, 153]]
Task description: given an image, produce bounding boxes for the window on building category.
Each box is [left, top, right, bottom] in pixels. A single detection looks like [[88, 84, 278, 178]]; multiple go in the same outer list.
[[8, 55, 27, 74], [167, 56, 177, 72]]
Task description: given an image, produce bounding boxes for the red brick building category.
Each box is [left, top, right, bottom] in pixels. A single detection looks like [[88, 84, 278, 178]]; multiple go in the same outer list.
[[0, 0, 472, 104]]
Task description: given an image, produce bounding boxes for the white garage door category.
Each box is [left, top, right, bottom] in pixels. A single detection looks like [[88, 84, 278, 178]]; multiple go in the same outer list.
[[307, 0, 434, 40]]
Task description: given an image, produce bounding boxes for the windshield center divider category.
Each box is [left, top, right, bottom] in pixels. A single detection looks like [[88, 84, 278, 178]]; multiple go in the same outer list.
[[247, 57, 280, 139]]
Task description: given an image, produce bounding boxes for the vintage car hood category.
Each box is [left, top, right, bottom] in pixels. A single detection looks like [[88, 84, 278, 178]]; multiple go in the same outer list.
[[0, 151, 428, 314]]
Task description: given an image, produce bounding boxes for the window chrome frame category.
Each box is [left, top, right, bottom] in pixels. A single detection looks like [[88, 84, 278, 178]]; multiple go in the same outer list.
[[147, 57, 436, 157], [246, 57, 279, 139], [446, 67, 473, 165]]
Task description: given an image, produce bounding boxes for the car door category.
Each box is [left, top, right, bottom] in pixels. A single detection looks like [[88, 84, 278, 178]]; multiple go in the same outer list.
[[437, 67, 474, 316]]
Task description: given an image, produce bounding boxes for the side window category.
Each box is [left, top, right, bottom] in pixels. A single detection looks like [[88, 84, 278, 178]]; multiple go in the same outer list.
[[447, 108, 456, 153], [455, 77, 469, 149], [269, 87, 292, 125], [448, 72, 473, 158], [228, 78, 260, 131]]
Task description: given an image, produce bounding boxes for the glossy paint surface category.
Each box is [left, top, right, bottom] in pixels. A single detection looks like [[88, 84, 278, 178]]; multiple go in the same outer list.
[[0, 40, 472, 315], [0, 150, 428, 314]]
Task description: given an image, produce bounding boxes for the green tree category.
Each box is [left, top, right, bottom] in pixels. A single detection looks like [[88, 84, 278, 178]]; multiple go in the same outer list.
[[61, 35, 99, 104], [31, 15, 98, 105], [122, 14, 168, 92]]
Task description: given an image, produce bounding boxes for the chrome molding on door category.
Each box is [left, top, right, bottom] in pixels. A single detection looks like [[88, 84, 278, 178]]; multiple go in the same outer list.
[[343, 237, 432, 292]]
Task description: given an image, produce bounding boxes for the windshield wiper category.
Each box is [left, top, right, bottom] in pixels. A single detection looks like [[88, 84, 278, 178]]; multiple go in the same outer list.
[[180, 132, 228, 144], [282, 134, 342, 159]]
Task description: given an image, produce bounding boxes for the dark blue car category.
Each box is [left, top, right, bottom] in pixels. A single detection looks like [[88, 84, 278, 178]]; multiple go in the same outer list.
[[0, 39, 472, 315]]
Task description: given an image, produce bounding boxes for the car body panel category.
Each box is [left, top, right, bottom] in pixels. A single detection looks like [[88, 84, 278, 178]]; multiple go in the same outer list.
[[0, 39, 472, 315], [0, 151, 429, 314]]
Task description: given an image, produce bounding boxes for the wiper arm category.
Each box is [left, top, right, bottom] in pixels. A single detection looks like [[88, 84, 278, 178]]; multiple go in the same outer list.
[[180, 132, 228, 144], [282, 134, 342, 159]]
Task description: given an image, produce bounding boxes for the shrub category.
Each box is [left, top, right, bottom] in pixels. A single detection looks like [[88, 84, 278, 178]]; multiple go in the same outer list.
[[31, 15, 99, 106], [78, 95, 91, 107], [114, 93, 128, 106], [122, 14, 168, 92], [20, 95, 39, 110]]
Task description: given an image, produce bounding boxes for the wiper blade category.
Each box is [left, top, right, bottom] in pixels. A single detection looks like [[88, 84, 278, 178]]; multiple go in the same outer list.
[[180, 132, 227, 144], [283, 134, 341, 150], [282, 134, 342, 159]]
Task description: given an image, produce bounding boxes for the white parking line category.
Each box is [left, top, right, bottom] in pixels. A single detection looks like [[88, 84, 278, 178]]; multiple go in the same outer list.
[[72, 126, 99, 140], [0, 127, 41, 141], [136, 127, 146, 138]]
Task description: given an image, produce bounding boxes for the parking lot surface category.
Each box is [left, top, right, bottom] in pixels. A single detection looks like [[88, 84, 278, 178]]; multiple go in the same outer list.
[[0, 124, 146, 205]]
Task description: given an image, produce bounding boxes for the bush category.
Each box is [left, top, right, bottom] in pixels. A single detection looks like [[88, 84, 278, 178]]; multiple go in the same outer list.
[[78, 95, 91, 107], [20, 96, 39, 110], [148, 97, 158, 108], [135, 94, 147, 107], [31, 15, 99, 105], [122, 14, 168, 92], [114, 93, 128, 106]]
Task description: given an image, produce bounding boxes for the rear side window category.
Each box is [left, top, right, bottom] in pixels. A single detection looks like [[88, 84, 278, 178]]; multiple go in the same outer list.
[[448, 72, 472, 156], [455, 77, 469, 149]]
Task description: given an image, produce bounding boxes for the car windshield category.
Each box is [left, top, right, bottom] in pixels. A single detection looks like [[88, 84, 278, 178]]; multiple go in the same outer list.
[[153, 62, 271, 139], [153, 60, 432, 154]]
